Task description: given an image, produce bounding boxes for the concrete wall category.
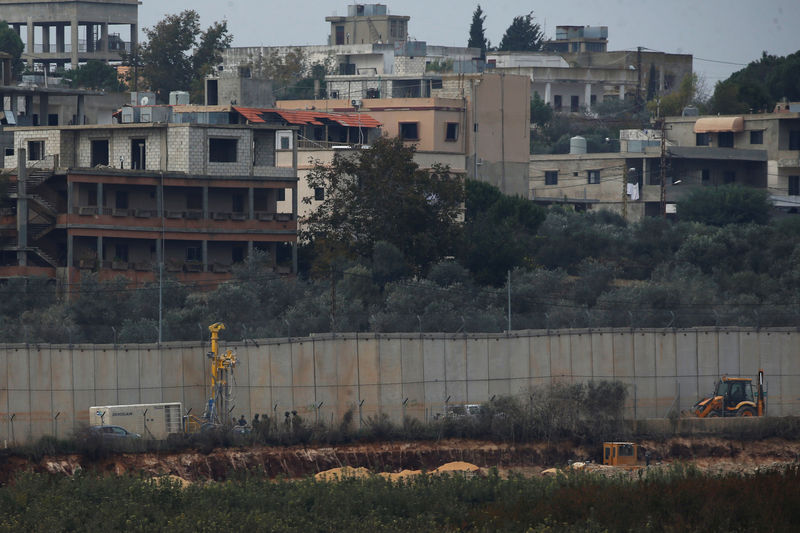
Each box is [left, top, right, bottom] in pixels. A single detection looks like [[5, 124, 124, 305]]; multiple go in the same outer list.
[[1, 327, 797, 443]]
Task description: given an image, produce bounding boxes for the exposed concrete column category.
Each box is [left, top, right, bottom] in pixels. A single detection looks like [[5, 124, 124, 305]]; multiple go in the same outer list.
[[101, 23, 109, 57], [67, 181, 73, 215], [70, 17, 79, 69], [67, 234, 73, 270], [292, 128, 299, 273], [56, 24, 65, 54], [96, 183, 103, 211], [619, 84, 625, 100], [248, 187, 254, 220], [130, 23, 137, 50], [41, 24, 50, 53], [156, 180, 163, 217], [156, 238, 162, 264], [16, 149, 27, 267], [247, 241, 253, 258], [26, 17, 34, 69], [202, 240, 208, 272], [86, 24, 94, 52], [76, 94, 85, 125], [96, 236, 103, 263], [584, 83, 592, 111], [39, 93, 49, 126], [544, 82, 551, 105], [202, 186, 208, 219]]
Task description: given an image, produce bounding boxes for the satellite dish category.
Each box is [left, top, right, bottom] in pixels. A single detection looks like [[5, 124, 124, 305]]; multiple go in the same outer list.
[[140, 96, 149, 105]]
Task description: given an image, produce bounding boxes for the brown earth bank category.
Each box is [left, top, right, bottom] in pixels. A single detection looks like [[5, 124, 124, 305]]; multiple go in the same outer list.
[[1, 437, 799, 484]]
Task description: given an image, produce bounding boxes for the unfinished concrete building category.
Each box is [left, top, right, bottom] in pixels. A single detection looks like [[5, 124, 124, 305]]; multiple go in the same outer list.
[[0, 0, 138, 71]]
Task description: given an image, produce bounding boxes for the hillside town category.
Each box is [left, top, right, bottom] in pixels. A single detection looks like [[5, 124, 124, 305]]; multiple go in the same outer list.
[[0, 2, 799, 530]]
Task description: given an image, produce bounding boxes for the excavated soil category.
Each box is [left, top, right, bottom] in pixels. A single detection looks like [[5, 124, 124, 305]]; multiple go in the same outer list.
[[1, 437, 798, 484]]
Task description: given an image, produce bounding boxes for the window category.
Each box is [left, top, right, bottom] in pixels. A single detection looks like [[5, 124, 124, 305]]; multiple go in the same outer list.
[[702, 169, 710, 183], [314, 187, 325, 201], [590, 94, 597, 106], [789, 176, 800, 196], [553, 95, 562, 112], [544, 171, 558, 185], [88, 188, 98, 207], [277, 189, 286, 202], [718, 132, 734, 148], [114, 244, 128, 262], [399, 122, 419, 141], [750, 130, 763, 144], [232, 194, 244, 213], [209, 138, 238, 162], [186, 191, 202, 210], [90, 139, 109, 166], [790, 130, 800, 150], [232, 246, 244, 264], [431, 79, 443, 90], [696, 133, 710, 146], [587, 170, 600, 184], [723, 171, 736, 184], [570, 95, 579, 112], [445, 122, 459, 142], [131, 138, 146, 169], [115, 191, 128, 209], [27, 140, 44, 161], [335, 25, 344, 45], [186, 246, 201, 261]]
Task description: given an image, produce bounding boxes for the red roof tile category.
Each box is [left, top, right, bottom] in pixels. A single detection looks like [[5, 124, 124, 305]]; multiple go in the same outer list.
[[233, 106, 381, 128]]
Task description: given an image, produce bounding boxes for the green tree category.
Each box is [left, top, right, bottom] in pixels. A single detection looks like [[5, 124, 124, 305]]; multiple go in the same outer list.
[[677, 185, 771, 227], [498, 12, 543, 52], [648, 73, 699, 117], [529, 92, 552, 126], [710, 50, 800, 114], [0, 20, 24, 78], [467, 5, 488, 59], [133, 10, 231, 103], [63, 60, 125, 91], [302, 137, 465, 275]]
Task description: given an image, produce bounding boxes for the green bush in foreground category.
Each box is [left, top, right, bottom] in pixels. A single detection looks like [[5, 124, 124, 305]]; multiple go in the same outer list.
[[1, 465, 799, 532]]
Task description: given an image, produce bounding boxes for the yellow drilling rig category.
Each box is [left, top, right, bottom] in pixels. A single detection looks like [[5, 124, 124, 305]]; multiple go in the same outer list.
[[185, 323, 238, 432]]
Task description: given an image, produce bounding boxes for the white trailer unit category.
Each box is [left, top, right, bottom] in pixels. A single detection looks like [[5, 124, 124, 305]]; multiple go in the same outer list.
[[89, 402, 183, 440]]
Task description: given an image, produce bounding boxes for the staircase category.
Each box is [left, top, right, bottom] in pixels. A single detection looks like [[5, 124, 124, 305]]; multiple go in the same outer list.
[[29, 222, 54, 240], [28, 246, 58, 268]]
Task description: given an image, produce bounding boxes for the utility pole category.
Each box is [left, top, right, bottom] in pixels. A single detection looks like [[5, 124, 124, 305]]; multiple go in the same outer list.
[[622, 166, 628, 221], [636, 46, 643, 113], [659, 117, 667, 217]]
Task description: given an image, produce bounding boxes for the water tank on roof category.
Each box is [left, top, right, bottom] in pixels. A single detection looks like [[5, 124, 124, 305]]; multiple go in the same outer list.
[[570, 136, 587, 155], [169, 91, 190, 105], [682, 105, 699, 117]]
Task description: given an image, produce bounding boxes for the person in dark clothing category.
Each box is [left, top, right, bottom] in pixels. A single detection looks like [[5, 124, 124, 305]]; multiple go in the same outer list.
[[238, 414, 247, 426]]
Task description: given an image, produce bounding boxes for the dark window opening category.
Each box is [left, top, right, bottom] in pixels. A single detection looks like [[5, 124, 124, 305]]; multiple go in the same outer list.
[[790, 130, 800, 150], [723, 171, 736, 184], [445, 122, 459, 142], [232, 193, 244, 213], [279, 135, 290, 150], [206, 79, 218, 105], [131, 138, 146, 169], [431, 79, 443, 89], [27, 140, 44, 161], [587, 170, 600, 184], [314, 187, 325, 201], [277, 189, 286, 202], [789, 176, 800, 196], [553, 95, 562, 112], [90, 139, 109, 167], [115, 191, 128, 209], [570, 95, 580, 112], [338, 63, 356, 75], [702, 169, 710, 183], [88, 188, 98, 207], [545, 171, 558, 185], [232, 246, 245, 264], [696, 133, 709, 146], [718, 132, 734, 148], [590, 94, 597, 106], [187, 191, 202, 210], [335, 25, 345, 45], [750, 130, 763, 145], [186, 246, 201, 262], [48, 113, 58, 126], [210, 138, 238, 162], [114, 244, 128, 262], [399, 122, 419, 141]]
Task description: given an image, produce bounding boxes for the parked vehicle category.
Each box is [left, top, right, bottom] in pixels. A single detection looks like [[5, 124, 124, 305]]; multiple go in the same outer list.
[[691, 370, 765, 417], [89, 402, 183, 440], [88, 425, 141, 439]]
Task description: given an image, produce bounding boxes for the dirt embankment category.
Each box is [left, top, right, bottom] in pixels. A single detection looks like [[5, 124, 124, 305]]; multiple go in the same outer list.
[[2, 437, 799, 484]]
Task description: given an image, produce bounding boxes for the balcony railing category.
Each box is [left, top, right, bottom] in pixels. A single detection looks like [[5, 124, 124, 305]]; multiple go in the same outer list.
[[27, 39, 131, 55], [72, 207, 294, 221]]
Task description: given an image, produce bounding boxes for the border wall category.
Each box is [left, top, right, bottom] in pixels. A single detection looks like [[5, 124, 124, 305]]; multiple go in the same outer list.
[[1, 327, 798, 443]]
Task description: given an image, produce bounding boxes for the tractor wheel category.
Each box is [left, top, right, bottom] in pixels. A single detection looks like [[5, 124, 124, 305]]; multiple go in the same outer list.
[[707, 411, 721, 417], [737, 406, 757, 417]]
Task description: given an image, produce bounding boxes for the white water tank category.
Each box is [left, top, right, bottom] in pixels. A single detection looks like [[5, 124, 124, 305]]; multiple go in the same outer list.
[[570, 136, 587, 154]]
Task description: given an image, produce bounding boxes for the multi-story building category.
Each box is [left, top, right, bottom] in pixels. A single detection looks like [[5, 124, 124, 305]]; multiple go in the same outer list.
[[0, 107, 300, 286], [325, 3, 408, 45], [0, 0, 138, 71], [529, 110, 800, 220]]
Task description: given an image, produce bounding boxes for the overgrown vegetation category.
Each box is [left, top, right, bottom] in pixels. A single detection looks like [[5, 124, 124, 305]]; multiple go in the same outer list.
[[1, 465, 799, 532], [1, 178, 798, 343]]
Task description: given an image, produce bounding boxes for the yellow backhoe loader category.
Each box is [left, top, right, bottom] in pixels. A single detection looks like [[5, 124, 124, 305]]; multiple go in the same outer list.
[[691, 369, 765, 417]]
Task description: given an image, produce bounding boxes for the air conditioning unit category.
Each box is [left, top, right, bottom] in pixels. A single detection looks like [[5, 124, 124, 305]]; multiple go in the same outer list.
[[169, 91, 190, 105], [140, 107, 152, 122], [351, 98, 362, 108]]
